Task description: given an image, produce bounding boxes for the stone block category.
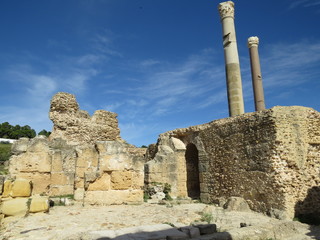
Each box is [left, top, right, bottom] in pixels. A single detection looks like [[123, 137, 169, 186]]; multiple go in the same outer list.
[[99, 154, 132, 171], [111, 170, 132, 190], [10, 152, 51, 173], [194, 224, 217, 235], [179, 226, 200, 238], [51, 172, 74, 185], [16, 172, 50, 195], [223, 197, 251, 212], [74, 188, 85, 201], [76, 146, 99, 168], [11, 178, 32, 197], [51, 151, 63, 172], [84, 190, 143, 205], [11, 137, 30, 154], [75, 167, 85, 178], [131, 171, 144, 189], [29, 196, 49, 213], [170, 137, 186, 151], [28, 136, 49, 153], [1, 198, 29, 216], [2, 180, 12, 197], [75, 178, 84, 188], [87, 173, 111, 191], [49, 185, 74, 196]]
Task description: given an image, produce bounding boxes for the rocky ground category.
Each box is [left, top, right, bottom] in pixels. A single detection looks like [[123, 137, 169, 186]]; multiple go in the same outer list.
[[1, 202, 320, 240]]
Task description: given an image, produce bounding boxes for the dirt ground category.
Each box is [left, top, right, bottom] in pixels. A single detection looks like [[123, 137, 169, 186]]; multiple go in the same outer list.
[[1, 202, 320, 240]]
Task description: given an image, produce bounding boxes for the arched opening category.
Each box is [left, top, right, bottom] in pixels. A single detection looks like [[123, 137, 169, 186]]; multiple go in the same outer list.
[[185, 143, 200, 199]]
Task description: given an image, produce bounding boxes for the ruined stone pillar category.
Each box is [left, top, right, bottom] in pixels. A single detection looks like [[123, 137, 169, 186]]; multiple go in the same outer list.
[[218, 1, 245, 117], [248, 36, 266, 111]]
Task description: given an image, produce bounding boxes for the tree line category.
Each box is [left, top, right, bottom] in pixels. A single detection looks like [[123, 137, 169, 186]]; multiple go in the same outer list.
[[0, 122, 51, 139]]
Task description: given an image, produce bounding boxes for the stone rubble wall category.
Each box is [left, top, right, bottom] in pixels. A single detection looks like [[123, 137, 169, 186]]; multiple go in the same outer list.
[[145, 106, 320, 220], [6, 136, 146, 205], [49, 92, 121, 145]]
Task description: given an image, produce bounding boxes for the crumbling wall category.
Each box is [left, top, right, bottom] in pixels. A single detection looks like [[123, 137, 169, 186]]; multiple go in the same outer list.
[[5, 92, 146, 205], [49, 92, 121, 145], [145, 106, 320, 219]]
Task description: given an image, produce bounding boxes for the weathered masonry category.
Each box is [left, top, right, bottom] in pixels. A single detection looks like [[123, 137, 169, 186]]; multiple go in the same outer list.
[[145, 106, 320, 220]]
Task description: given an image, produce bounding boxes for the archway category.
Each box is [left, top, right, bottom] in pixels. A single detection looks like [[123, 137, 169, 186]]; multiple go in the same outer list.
[[185, 143, 200, 199]]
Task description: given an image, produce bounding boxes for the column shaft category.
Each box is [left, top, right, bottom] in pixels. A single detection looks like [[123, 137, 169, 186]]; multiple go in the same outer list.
[[248, 36, 266, 111], [218, 1, 245, 117]]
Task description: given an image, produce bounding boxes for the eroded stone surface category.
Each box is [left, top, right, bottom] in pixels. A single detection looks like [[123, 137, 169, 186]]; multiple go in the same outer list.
[[49, 92, 121, 145], [145, 106, 320, 220]]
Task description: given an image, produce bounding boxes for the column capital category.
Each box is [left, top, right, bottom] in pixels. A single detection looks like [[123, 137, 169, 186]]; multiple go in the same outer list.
[[248, 36, 259, 48], [218, 1, 235, 20]]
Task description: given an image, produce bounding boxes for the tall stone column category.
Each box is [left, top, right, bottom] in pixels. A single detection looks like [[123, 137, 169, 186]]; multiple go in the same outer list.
[[218, 1, 245, 117], [248, 36, 266, 111]]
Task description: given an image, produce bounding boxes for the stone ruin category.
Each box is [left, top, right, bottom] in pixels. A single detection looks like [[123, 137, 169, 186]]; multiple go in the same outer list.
[[145, 106, 320, 220], [49, 92, 121, 145], [6, 92, 146, 207], [1, 92, 320, 223]]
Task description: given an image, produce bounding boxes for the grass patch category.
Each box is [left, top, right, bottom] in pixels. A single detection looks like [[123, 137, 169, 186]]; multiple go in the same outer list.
[[0, 143, 12, 175], [200, 212, 214, 224]]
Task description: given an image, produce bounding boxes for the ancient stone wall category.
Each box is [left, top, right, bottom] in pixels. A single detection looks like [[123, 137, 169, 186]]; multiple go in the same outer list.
[[49, 92, 121, 145], [8, 136, 146, 205], [145, 106, 320, 220], [5, 92, 146, 205]]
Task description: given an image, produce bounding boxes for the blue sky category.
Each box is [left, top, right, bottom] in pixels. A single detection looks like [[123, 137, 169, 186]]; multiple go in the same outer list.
[[0, 0, 320, 146]]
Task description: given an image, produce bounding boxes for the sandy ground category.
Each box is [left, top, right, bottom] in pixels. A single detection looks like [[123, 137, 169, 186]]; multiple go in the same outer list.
[[1, 202, 320, 240]]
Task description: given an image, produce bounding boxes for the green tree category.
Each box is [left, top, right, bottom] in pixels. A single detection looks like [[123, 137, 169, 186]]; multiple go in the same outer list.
[[0, 122, 36, 139], [38, 129, 51, 137], [0, 122, 12, 138]]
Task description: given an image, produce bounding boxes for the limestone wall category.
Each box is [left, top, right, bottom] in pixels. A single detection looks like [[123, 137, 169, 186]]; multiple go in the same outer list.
[[7, 136, 146, 205], [145, 106, 320, 219], [4, 91, 146, 205]]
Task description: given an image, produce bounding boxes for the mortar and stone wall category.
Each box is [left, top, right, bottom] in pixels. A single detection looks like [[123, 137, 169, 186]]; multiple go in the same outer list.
[[145, 106, 320, 220], [4, 92, 146, 205]]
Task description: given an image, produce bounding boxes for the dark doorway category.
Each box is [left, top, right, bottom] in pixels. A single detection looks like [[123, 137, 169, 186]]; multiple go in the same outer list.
[[185, 143, 200, 199]]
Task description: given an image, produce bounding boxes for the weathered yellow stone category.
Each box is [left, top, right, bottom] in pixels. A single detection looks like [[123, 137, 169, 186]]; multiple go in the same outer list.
[[49, 185, 74, 196], [16, 173, 51, 195], [51, 151, 63, 172], [111, 171, 132, 190], [29, 196, 49, 213], [87, 173, 111, 191], [131, 171, 144, 189], [51, 172, 74, 185], [1, 198, 29, 216], [2, 180, 12, 197], [9, 152, 51, 173], [11, 178, 32, 197], [76, 146, 99, 168]]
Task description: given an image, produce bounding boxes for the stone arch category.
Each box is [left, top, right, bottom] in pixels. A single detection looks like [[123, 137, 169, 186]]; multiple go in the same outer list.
[[185, 143, 200, 199]]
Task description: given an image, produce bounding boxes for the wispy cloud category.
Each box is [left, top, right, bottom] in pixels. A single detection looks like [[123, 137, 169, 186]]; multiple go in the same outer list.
[[92, 31, 122, 57], [261, 41, 320, 88], [288, 0, 320, 9]]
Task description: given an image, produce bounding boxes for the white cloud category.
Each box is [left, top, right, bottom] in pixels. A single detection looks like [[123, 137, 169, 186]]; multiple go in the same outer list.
[[140, 59, 161, 67], [288, 0, 320, 9]]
